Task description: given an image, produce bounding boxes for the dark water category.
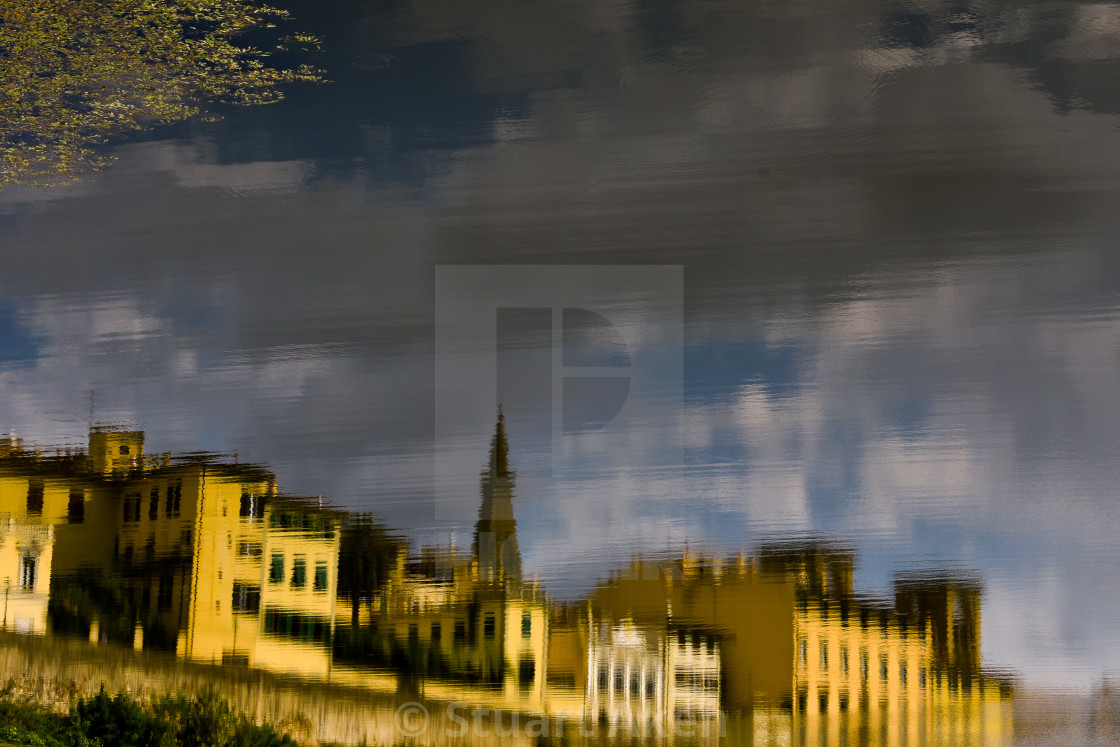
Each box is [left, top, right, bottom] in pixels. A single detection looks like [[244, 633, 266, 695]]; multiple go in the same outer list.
[[2, 0, 1120, 742]]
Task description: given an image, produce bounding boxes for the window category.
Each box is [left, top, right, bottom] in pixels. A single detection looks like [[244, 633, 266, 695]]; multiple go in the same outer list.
[[237, 541, 262, 557], [521, 611, 532, 637], [430, 623, 441, 641], [291, 556, 307, 588], [222, 652, 249, 667], [840, 645, 849, 675], [68, 490, 85, 524], [797, 638, 807, 668], [270, 554, 284, 583], [314, 562, 329, 592], [484, 614, 495, 637], [119, 445, 130, 455], [820, 641, 828, 671], [123, 496, 141, 522], [165, 483, 181, 518], [149, 487, 159, 520], [261, 609, 331, 645], [454, 621, 466, 641], [26, 480, 43, 515], [231, 583, 261, 613], [19, 555, 36, 589], [240, 492, 263, 519]]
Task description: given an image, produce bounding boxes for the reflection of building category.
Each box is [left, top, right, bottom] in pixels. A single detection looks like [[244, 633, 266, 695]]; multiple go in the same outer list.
[[0, 435, 117, 635], [0, 424, 1013, 744], [586, 618, 721, 727], [334, 413, 551, 712], [578, 543, 1011, 743], [0, 521, 53, 634], [764, 542, 1010, 745], [0, 429, 341, 681]]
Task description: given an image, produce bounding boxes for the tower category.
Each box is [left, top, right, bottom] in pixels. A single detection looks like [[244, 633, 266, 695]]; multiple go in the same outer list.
[[88, 428, 145, 476], [472, 409, 521, 589]]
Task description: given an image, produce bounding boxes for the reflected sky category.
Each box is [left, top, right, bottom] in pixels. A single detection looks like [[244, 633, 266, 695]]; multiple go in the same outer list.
[[1, 0, 1120, 693]]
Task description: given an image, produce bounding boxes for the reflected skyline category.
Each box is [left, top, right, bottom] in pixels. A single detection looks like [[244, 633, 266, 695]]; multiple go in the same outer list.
[[1, 0, 1119, 736], [1, 418, 1016, 743]]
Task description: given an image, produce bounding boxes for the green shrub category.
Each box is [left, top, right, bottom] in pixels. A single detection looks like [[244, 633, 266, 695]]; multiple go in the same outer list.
[[155, 689, 229, 747], [0, 679, 75, 747], [150, 686, 296, 747], [0, 722, 64, 746], [71, 686, 173, 747]]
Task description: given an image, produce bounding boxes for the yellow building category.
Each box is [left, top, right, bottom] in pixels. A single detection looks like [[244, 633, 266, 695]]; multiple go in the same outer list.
[[111, 463, 342, 678], [0, 439, 117, 635], [761, 542, 1013, 746], [0, 429, 343, 682]]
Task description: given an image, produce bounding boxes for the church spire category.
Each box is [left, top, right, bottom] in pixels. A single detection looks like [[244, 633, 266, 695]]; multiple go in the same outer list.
[[488, 406, 510, 477], [474, 406, 520, 589]]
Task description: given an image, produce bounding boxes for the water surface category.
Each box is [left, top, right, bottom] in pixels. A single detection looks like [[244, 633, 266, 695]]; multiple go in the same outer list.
[[2, 0, 1120, 741]]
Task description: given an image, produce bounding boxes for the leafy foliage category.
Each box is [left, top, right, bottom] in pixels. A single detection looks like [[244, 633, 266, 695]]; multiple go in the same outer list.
[[72, 686, 172, 747], [0, 0, 323, 186]]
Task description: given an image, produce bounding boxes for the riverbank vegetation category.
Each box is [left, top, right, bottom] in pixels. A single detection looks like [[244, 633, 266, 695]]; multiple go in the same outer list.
[[0, 680, 297, 746]]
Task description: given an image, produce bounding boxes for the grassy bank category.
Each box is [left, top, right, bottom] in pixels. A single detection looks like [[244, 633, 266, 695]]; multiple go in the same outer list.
[[0, 680, 298, 747]]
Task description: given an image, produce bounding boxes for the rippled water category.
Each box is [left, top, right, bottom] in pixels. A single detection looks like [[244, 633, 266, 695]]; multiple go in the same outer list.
[[2, 0, 1120, 743]]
